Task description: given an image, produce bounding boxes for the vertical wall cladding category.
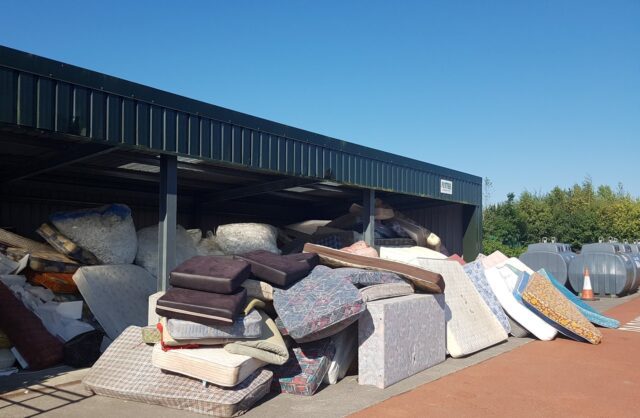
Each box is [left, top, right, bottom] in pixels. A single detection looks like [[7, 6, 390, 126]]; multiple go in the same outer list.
[[403, 204, 464, 256], [0, 62, 481, 206]]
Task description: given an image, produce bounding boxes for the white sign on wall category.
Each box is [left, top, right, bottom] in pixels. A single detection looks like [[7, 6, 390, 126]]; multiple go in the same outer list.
[[440, 179, 453, 195]]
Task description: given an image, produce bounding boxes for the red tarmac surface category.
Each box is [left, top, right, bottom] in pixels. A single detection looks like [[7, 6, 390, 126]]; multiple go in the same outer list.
[[352, 297, 640, 418]]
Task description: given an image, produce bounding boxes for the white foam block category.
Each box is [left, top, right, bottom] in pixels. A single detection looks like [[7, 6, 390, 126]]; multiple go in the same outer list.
[[415, 259, 508, 357], [148, 291, 165, 326], [358, 294, 446, 388]]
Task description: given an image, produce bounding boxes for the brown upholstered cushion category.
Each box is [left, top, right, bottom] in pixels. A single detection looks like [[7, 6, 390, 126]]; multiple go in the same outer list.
[[237, 251, 319, 287], [170, 256, 250, 294], [156, 287, 247, 326]]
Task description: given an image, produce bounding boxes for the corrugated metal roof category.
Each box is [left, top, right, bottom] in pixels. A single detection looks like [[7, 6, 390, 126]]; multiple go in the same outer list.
[[0, 45, 481, 205]]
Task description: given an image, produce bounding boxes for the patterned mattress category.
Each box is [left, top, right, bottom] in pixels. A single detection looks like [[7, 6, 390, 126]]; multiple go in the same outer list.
[[537, 269, 619, 329], [521, 273, 602, 344], [273, 265, 365, 343], [270, 338, 336, 396]]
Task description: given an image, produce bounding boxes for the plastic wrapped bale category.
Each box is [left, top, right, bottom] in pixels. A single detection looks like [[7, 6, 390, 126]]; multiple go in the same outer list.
[[135, 225, 198, 278], [216, 223, 280, 255], [50, 204, 137, 264]]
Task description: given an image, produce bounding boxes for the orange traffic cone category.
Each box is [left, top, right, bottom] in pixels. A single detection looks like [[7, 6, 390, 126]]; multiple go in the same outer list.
[[580, 268, 597, 301]]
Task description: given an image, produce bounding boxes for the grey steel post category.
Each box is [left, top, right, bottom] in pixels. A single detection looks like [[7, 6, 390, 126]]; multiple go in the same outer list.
[[158, 154, 177, 292], [363, 189, 375, 246]]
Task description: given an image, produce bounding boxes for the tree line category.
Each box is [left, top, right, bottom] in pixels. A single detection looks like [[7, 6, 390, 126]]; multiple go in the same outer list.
[[482, 178, 640, 257]]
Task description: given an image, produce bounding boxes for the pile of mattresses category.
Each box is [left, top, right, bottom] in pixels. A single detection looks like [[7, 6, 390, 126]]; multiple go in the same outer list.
[[83, 240, 448, 415], [1, 200, 621, 417]]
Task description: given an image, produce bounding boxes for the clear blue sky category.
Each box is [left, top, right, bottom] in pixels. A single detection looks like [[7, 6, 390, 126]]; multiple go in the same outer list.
[[2, 1, 638, 204]]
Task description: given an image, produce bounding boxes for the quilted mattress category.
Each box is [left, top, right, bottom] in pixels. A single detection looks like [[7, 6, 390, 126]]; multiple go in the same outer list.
[[303, 243, 444, 293], [73, 265, 156, 340], [84, 326, 273, 417], [521, 273, 602, 344], [463, 261, 511, 334], [484, 266, 557, 341], [414, 259, 507, 357], [152, 343, 267, 387], [273, 265, 365, 343], [166, 309, 262, 340]]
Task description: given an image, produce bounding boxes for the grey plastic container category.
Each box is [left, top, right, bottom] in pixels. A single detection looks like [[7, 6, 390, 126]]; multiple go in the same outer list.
[[618, 244, 640, 292], [568, 243, 636, 296], [519, 242, 576, 286]]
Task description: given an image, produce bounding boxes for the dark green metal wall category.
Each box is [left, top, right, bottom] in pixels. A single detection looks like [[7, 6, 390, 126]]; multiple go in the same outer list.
[[0, 45, 481, 206]]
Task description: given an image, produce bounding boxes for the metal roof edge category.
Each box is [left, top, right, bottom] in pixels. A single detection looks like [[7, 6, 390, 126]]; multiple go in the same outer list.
[[0, 45, 481, 186]]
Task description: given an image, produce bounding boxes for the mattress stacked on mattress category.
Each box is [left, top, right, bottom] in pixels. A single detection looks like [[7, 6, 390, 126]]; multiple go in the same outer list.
[[273, 265, 365, 343], [303, 243, 445, 293], [84, 327, 273, 417]]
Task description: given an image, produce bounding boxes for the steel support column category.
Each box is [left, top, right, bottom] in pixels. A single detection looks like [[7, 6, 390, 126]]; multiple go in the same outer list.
[[363, 189, 375, 246], [158, 154, 177, 292]]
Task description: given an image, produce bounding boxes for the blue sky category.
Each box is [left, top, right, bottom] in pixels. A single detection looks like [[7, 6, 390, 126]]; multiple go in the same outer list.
[[2, 1, 638, 204]]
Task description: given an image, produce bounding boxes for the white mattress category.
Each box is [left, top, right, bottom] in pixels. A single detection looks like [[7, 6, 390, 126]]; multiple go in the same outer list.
[[152, 344, 266, 387], [73, 265, 156, 340], [484, 266, 557, 341], [380, 246, 446, 264], [415, 259, 507, 357]]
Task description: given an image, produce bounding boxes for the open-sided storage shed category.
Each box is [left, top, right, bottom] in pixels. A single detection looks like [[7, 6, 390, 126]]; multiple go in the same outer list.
[[0, 45, 482, 290]]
